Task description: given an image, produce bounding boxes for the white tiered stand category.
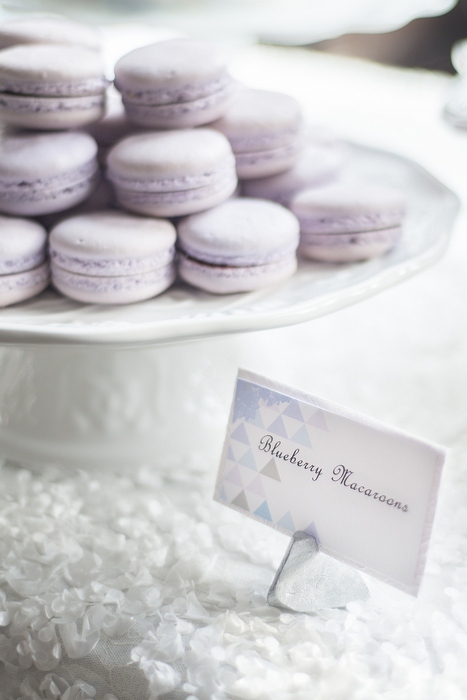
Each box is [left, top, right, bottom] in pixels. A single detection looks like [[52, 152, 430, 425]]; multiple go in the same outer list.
[[0, 143, 457, 473]]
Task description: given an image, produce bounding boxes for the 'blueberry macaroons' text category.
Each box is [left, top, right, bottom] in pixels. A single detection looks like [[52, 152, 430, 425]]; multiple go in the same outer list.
[[332, 464, 408, 512], [258, 434, 322, 481]]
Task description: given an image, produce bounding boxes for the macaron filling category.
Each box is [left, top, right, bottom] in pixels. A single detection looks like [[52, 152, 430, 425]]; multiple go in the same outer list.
[[299, 227, 402, 248], [0, 260, 49, 289], [297, 211, 405, 234], [225, 125, 305, 153], [117, 72, 233, 106], [51, 246, 175, 277], [178, 251, 297, 294], [107, 160, 235, 193], [51, 263, 175, 305], [178, 237, 298, 267], [0, 171, 98, 212], [114, 175, 237, 218], [0, 248, 46, 275], [235, 140, 304, 171], [0, 260, 50, 307], [52, 263, 175, 293], [0, 76, 108, 97], [0, 92, 106, 116], [122, 84, 236, 127], [0, 160, 98, 194]]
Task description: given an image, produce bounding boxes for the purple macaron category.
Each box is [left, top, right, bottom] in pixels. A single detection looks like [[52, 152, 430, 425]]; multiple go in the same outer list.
[[0, 215, 49, 306], [0, 130, 99, 217], [106, 128, 237, 218], [50, 211, 177, 304], [177, 198, 300, 294], [0, 44, 108, 130], [114, 38, 236, 129], [209, 87, 305, 179], [291, 182, 407, 262]]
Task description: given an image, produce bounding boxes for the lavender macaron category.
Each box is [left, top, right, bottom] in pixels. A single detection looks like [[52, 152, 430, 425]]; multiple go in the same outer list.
[[50, 211, 177, 304], [114, 38, 236, 129], [0, 215, 49, 306], [291, 182, 407, 263], [177, 198, 300, 294], [0, 13, 101, 51], [209, 88, 304, 179], [0, 44, 108, 130], [0, 130, 99, 217], [106, 128, 237, 217]]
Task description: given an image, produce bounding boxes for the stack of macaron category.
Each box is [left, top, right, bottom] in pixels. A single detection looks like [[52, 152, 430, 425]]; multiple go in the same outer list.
[[0, 13, 108, 305], [0, 13, 407, 307]]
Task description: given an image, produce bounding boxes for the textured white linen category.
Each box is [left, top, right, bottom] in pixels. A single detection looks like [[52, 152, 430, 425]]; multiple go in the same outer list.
[[1, 46, 467, 699]]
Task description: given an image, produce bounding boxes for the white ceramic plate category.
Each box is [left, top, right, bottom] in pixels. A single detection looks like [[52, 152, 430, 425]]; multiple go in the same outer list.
[[0, 143, 458, 347]]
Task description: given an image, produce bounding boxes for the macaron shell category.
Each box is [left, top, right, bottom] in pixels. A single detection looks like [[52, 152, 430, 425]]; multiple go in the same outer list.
[[0, 44, 106, 95], [178, 252, 297, 294], [177, 198, 300, 266], [52, 261, 175, 304], [291, 183, 407, 234], [114, 39, 230, 98], [0, 131, 98, 180], [0, 215, 47, 272], [0, 260, 50, 307], [106, 129, 235, 186], [50, 211, 176, 274]]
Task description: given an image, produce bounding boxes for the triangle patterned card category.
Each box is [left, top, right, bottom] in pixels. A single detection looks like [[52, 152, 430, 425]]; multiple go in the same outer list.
[[214, 369, 446, 596]]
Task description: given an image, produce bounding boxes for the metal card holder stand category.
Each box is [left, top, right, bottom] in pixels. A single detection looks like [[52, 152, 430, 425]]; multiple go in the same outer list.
[[268, 532, 370, 613]]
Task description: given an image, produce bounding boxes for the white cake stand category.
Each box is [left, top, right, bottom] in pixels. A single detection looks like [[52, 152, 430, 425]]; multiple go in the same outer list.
[[0, 143, 458, 473]]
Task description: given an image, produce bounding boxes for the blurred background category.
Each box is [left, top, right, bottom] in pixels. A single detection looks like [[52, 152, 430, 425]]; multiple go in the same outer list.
[[0, 0, 466, 72]]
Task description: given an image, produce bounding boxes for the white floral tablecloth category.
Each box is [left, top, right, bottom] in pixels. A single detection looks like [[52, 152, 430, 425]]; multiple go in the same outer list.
[[1, 45, 467, 699]]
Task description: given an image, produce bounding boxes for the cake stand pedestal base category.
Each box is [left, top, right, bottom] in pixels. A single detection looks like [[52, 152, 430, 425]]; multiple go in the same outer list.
[[0, 337, 248, 474]]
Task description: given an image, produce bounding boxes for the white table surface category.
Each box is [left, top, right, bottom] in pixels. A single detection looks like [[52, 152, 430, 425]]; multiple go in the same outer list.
[[1, 45, 467, 699]]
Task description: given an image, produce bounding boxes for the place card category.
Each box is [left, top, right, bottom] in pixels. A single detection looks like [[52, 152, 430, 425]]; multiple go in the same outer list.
[[214, 369, 446, 595]]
